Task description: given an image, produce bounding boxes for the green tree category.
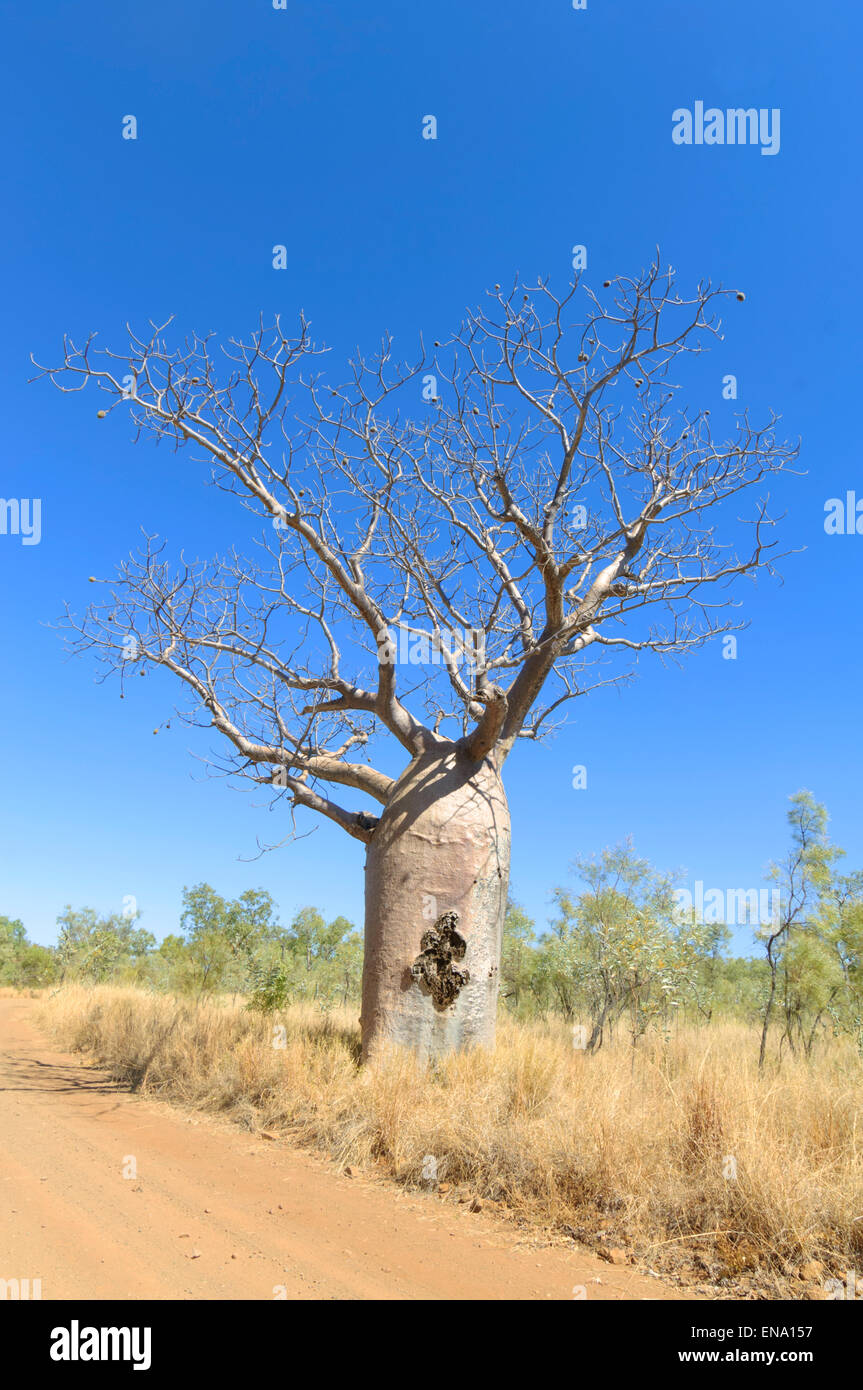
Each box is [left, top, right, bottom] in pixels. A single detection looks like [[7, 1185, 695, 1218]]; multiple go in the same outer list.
[[500, 897, 538, 1013], [757, 792, 843, 1068], [0, 915, 27, 982], [247, 907, 360, 1011], [179, 884, 280, 997], [55, 905, 155, 983], [823, 873, 863, 1050], [538, 842, 717, 1049], [0, 915, 58, 986]]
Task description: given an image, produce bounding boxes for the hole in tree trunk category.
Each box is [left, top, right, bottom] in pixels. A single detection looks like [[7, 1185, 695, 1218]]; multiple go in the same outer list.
[[410, 912, 470, 1010]]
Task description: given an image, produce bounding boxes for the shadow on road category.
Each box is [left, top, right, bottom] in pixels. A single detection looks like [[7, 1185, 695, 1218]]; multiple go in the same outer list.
[[0, 1050, 125, 1097]]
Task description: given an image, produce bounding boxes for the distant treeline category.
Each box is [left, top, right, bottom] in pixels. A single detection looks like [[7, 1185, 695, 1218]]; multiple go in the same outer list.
[[4, 793, 861, 1061]]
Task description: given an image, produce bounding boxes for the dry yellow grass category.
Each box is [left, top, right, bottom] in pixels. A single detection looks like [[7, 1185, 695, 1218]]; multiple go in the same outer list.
[[37, 985, 863, 1293]]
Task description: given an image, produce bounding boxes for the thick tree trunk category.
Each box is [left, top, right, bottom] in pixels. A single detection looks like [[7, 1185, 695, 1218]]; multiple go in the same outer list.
[[360, 744, 510, 1062]]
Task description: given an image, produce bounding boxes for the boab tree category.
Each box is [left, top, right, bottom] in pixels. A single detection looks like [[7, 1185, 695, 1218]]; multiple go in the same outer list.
[[37, 256, 796, 1060]]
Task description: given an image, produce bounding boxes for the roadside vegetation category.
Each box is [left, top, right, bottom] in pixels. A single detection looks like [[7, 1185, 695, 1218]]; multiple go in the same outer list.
[[4, 790, 861, 1296]]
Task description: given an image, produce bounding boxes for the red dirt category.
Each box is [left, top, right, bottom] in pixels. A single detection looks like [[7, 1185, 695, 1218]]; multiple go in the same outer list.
[[0, 996, 694, 1301]]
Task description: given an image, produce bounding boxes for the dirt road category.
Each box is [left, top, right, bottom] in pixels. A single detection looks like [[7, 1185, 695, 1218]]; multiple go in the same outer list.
[[0, 996, 688, 1301]]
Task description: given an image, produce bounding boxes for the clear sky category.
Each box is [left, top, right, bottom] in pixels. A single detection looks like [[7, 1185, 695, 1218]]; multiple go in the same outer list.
[[1, 0, 860, 954]]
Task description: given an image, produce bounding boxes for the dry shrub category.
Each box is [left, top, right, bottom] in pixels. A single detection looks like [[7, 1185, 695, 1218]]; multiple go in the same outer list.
[[36, 986, 863, 1291]]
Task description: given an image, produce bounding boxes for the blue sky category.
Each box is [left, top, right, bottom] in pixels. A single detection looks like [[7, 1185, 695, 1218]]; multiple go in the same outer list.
[[1, 0, 860, 953]]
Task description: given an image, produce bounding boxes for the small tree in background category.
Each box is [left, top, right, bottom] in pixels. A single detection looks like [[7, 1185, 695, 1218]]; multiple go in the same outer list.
[[55, 905, 155, 984], [821, 872, 863, 1053], [540, 842, 716, 1049], [0, 915, 58, 987], [179, 883, 280, 997], [757, 792, 848, 1067], [500, 897, 538, 1015], [246, 906, 361, 1012]]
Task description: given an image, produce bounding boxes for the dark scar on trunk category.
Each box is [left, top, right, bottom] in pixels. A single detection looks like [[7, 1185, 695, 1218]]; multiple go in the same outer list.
[[410, 911, 470, 1009]]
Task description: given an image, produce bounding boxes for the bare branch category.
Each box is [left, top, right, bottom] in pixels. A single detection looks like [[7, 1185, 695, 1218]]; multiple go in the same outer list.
[[39, 254, 798, 830]]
